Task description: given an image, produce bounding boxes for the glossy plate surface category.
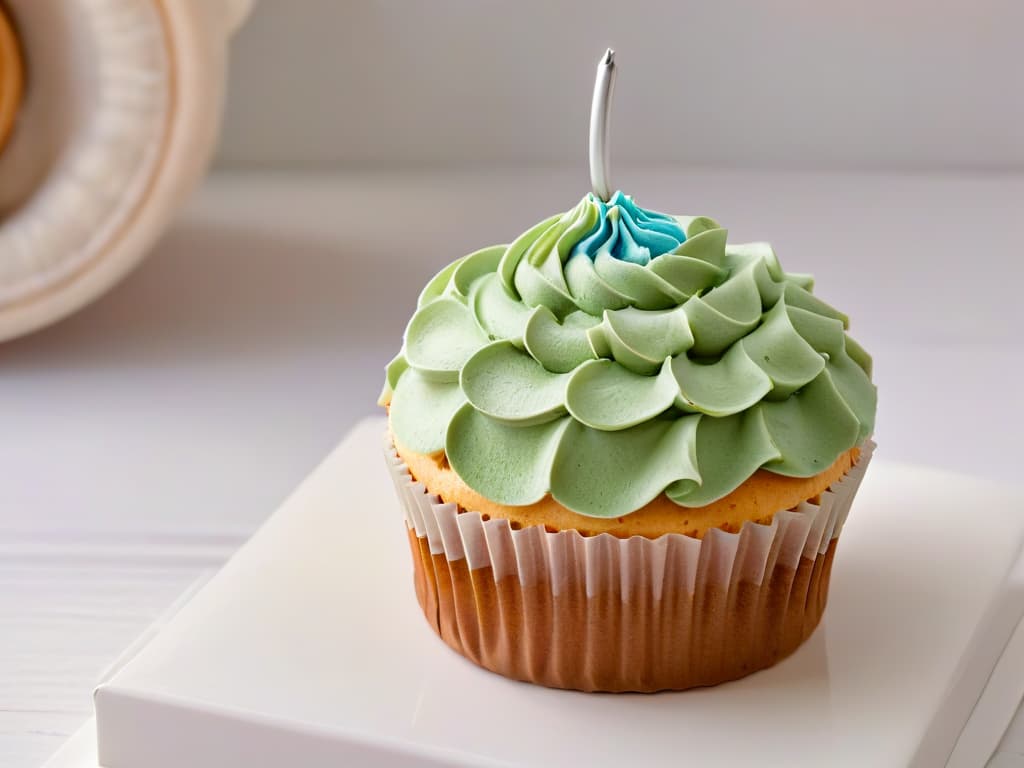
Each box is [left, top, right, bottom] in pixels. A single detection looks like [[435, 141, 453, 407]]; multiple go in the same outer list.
[[93, 417, 1024, 768]]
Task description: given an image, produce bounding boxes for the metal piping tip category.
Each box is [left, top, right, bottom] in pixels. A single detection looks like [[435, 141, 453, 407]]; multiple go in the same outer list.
[[589, 48, 617, 202]]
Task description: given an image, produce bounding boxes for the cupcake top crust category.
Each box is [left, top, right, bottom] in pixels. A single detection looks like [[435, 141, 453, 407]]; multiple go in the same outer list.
[[380, 193, 876, 519]]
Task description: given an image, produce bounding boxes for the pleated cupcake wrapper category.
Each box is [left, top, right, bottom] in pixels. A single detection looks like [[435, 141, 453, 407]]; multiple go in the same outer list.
[[385, 440, 873, 597], [384, 437, 873, 691]]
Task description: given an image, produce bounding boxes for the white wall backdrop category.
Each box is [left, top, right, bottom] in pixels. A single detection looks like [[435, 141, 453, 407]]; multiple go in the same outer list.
[[216, 0, 1024, 172]]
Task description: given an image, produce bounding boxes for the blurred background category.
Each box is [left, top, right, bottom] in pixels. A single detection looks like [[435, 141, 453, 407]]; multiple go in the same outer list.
[[218, 0, 1024, 172], [3, 1, 1023, 765]]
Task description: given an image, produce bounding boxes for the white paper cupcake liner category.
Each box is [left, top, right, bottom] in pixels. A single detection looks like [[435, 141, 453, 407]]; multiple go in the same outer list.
[[384, 437, 874, 692]]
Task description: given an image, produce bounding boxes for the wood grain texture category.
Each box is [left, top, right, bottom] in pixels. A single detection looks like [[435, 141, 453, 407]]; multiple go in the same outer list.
[[0, 533, 237, 767]]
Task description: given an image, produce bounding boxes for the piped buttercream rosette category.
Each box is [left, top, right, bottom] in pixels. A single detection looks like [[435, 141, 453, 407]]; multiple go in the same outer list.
[[382, 193, 876, 519]]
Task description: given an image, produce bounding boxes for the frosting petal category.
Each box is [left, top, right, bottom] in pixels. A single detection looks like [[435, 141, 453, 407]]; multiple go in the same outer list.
[[514, 259, 578, 317], [452, 245, 505, 300], [783, 282, 848, 327], [667, 408, 782, 506], [684, 295, 760, 358], [523, 306, 599, 373], [593, 252, 685, 309], [724, 242, 782, 278], [672, 342, 773, 416], [460, 341, 570, 425], [825, 352, 877, 442], [404, 297, 489, 382], [676, 215, 722, 239], [598, 306, 694, 375], [563, 253, 632, 315], [761, 369, 860, 476], [565, 358, 678, 430], [549, 416, 701, 518], [418, 257, 465, 308], [472, 273, 533, 345], [446, 406, 571, 506], [670, 225, 729, 266], [647, 252, 727, 298], [742, 299, 826, 399], [844, 334, 873, 377], [498, 214, 560, 296], [390, 369, 466, 455], [786, 304, 846, 357], [377, 352, 408, 406], [511, 202, 584, 316]]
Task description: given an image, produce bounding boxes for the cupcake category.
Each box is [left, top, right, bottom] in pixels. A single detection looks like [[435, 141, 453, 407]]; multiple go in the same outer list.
[[379, 53, 876, 693]]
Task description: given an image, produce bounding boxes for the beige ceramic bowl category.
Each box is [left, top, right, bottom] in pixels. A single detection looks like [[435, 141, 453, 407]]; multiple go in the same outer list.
[[0, 0, 252, 341], [0, 4, 23, 157]]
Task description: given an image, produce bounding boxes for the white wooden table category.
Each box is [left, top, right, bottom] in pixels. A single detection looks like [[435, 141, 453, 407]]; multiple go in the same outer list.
[[3, 169, 1022, 767]]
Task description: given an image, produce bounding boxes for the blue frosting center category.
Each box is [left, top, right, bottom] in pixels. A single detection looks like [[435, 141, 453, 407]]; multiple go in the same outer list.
[[570, 191, 687, 265]]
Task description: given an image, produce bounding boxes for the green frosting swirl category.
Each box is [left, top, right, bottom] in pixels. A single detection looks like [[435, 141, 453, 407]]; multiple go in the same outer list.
[[381, 193, 876, 518]]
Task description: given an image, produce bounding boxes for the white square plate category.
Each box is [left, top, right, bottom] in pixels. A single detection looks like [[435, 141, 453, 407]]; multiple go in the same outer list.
[[89, 418, 1024, 767]]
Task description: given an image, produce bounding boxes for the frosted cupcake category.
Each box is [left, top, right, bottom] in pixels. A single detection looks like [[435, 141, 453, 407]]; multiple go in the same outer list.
[[379, 189, 876, 692], [381, 49, 875, 692]]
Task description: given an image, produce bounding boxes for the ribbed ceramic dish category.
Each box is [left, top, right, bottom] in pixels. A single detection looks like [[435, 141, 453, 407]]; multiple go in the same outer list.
[[0, 0, 252, 341]]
